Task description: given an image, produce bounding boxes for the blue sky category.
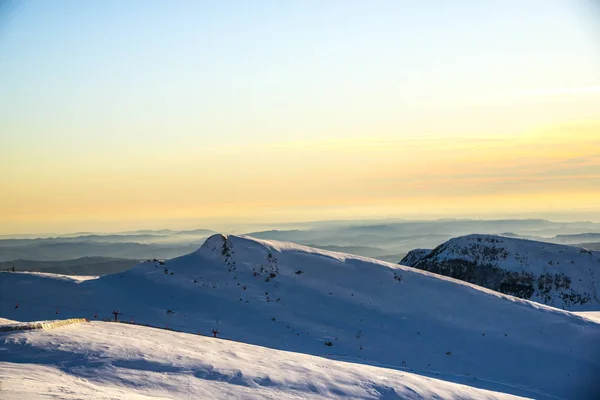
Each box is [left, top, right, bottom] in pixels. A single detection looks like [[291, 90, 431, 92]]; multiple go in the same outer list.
[[2, 0, 597, 142]]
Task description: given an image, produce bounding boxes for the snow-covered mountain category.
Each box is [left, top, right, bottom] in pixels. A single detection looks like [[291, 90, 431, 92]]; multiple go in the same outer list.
[[0, 319, 526, 399], [553, 233, 600, 244], [401, 234, 600, 311], [1, 234, 599, 399]]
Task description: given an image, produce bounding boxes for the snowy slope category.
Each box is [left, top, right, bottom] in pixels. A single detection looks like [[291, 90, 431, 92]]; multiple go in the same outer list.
[[401, 234, 600, 311], [575, 312, 600, 323], [1, 234, 599, 399], [0, 319, 528, 400]]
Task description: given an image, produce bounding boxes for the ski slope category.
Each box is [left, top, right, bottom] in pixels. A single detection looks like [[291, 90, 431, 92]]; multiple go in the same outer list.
[[401, 234, 600, 310], [1, 234, 599, 399], [0, 319, 528, 399]]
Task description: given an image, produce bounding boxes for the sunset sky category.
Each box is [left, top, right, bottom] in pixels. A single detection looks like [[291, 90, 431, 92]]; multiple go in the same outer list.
[[1, 0, 599, 234]]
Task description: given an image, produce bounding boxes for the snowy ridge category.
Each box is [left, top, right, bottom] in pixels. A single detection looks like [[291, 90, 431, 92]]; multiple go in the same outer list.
[[200, 233, 396, 265], [1, 234, 600, 399], [0, 320, 527, 399], [401, 234, 600, 310], [575, 312, 600, 323]]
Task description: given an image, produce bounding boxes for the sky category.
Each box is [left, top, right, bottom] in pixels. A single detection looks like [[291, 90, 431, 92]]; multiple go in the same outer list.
[[1, 0, 599, 234]]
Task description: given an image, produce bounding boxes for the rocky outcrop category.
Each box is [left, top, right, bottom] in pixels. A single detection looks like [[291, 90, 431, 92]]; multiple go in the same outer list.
[[400, 234, 600, 311]]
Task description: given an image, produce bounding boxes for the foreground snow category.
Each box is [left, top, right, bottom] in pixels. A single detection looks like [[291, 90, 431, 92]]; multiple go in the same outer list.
[[1, 234, 599, 398], [0, 320, 526, 400]]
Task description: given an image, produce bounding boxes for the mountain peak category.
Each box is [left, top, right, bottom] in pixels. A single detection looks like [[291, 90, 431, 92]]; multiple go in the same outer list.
[[199, 233, 229, 249]]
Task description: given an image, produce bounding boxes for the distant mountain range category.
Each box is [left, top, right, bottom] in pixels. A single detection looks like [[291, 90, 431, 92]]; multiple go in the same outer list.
[[0, 241, 201, 262], [401, 234, 600, 311], [578, 242, 600, 251], [243, 219, 600, 262], [2, 219, 600, 266], [553, 233, 600, 244], [0, 229, 216, 262], [0, 257, 138, 276]]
